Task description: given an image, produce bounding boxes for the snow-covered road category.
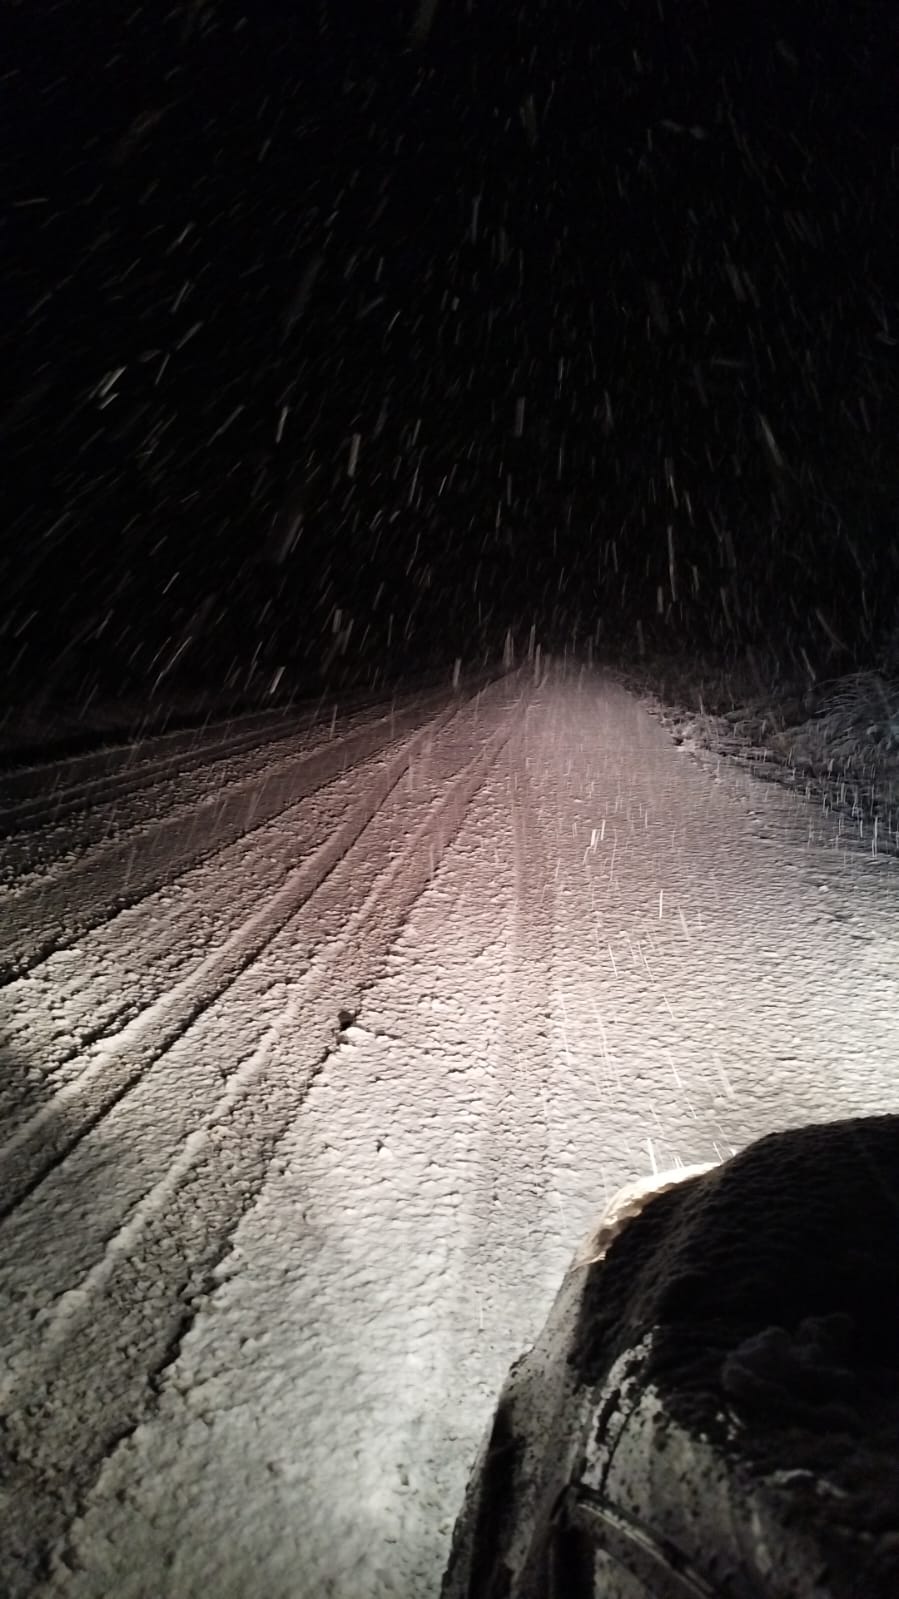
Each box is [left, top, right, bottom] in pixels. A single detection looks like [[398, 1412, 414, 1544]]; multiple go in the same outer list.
[[2, 669, 897, 1598]]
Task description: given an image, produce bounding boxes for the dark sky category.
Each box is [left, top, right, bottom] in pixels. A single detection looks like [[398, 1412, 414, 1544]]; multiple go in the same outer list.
[[3, 0, 898, 701]]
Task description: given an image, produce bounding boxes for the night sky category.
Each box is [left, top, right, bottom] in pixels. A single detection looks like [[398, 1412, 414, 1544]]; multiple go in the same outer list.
[[4, 0, 898, 707]]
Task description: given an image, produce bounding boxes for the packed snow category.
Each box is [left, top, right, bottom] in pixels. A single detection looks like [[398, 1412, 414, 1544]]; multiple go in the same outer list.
[[1, 668, 898, 1597]]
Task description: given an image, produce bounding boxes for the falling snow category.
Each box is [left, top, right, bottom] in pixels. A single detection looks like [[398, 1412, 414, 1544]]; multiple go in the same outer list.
[[2, 673, 899, 1596], [2, 1, 899, 1593]]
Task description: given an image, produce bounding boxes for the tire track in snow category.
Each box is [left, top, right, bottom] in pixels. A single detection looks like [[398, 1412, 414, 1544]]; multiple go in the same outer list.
[[0, 706, 317, 836], [0, 704, 308, 812], [0, 701, 465, 1217], [0, 699, 468, 1121], [0, 689, 456, 980], [462, 721, 568, 1333], [0, 689, 456, 887], [0, 716, 355, 883], [0, 750, 395, 1118], [0, 685, 524, 1599], [0, 681, 435, 824]]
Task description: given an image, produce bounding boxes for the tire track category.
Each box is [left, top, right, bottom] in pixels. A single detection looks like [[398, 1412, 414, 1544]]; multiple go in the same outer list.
[[0, 681, 431, 824], [0, 702, 463, 1215], [0, 718, 350, 882], [0, 685, 524, 1599], [469, 728, 560, 1287], [0, 678, 499, 835], [0, 689, 458, 980], [0, 706, 313, 835], [0, 746, 394, 1117], [0, 688, 456, 887]]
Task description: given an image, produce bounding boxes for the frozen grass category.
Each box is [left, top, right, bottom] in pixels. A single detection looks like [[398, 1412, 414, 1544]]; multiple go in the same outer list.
[[614, 654, 899, 860]]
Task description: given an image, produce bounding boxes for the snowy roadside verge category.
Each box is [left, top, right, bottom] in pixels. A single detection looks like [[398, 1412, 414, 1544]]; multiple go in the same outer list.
[[609, 655, 899, 860]]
